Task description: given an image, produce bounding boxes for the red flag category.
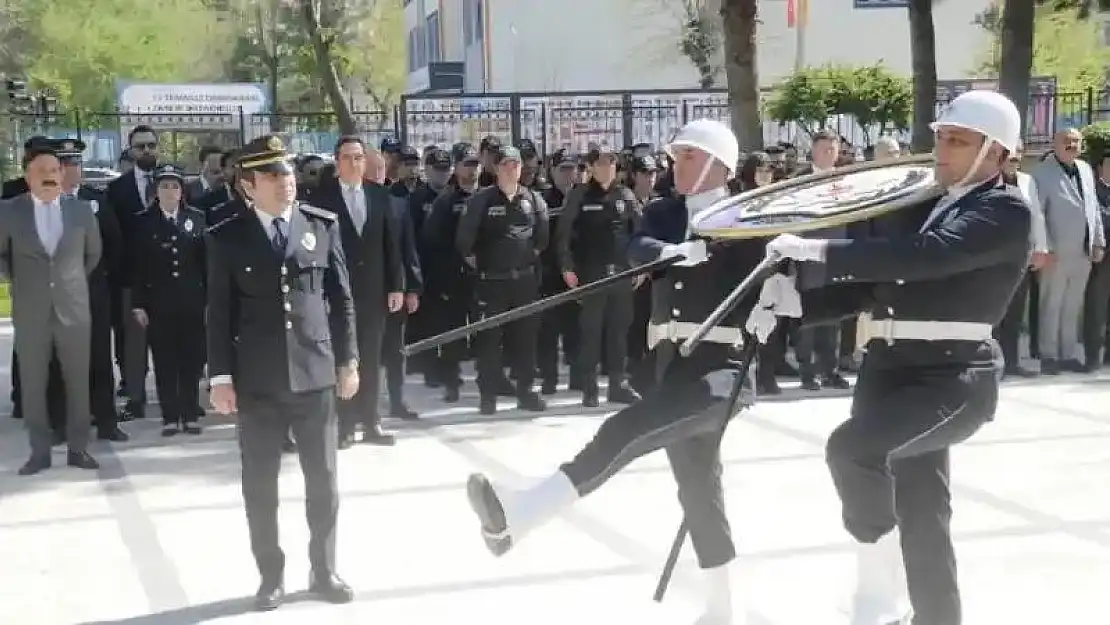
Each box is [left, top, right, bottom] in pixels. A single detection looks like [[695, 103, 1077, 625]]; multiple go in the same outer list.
[[787, 0, 796, 28]]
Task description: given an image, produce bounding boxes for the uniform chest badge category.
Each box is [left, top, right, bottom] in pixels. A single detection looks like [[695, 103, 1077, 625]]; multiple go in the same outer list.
[[183, 219, 193, 232], [301, 231, 317, 251], [89, 199, 99, 214], [520, 199, 532, 214], [424, 203, 433, 214], [614, 199, 625, 213]]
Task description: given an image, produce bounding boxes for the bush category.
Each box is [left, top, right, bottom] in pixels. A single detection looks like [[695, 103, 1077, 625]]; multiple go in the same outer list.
[[1081, 121, 1110, 164]]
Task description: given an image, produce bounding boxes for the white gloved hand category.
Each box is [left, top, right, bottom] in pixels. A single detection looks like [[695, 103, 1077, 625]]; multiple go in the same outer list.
[[744, 273, 803, 344], [661, 239, 709, 266], [766, 234, 827, 262], [745, 306, 778, 344]]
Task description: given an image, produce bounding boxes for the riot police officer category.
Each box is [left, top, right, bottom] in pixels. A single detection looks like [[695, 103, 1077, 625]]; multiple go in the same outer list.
[[130, 165, 208, 436], [537, 149, 582, 393], [456, 145, 548, 415], [423, 145, 482, 402], [555, 146, 641, 407]]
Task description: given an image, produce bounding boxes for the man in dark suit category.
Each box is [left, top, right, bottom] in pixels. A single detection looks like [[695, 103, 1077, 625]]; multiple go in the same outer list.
[[196, 150, 243, 221], [105, 124, 161, 418], [384, 188, 422, 419], [207, 135, 358, 610], [312, 137, 404, 447], [186, 145, 225, 204]]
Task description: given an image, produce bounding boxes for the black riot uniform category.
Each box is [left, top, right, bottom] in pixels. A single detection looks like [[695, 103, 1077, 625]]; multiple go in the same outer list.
[[130, 165, 207, 435], [626, 155, 660, 386], [455, 145, 548, 414], [422, 146, 481, 401], [206, 135, 357, 609], [537, 151, 582, 393], [555, 148, 642, 406], [477, 135, 501, 188]]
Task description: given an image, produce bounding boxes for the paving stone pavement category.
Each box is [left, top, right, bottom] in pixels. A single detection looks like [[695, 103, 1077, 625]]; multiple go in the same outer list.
[[1, 356, 1108, 625]]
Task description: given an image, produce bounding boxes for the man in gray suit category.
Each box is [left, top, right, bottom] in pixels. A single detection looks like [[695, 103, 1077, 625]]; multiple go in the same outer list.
[[1032, 128, 1105, 374], [0, 144, 102, 475]]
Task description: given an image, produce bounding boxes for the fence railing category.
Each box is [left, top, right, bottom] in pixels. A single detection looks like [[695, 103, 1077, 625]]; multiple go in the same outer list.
[[3, 87, 1108, 170]]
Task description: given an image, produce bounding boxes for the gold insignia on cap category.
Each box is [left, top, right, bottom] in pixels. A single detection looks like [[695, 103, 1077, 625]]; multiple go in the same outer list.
[[267, 136, 284, 151], [62, 141, 74, 150]]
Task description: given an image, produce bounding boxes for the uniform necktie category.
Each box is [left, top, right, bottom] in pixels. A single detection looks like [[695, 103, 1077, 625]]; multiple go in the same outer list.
[[272, 216, 288, 257], [143, 172, 157, 207]]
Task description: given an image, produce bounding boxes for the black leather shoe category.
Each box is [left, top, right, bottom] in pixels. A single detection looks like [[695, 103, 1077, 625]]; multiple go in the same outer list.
[[97, 427, 130, 442], [757, 379, 782, 395], [18, 456, 51, 476], [183, 423, 202, 435], [517, 392, 547, 412], [800, 374, 821, 391], [361, 425, 396, 446], [390, 404, 419, 420], [540, 380, 557, 395], [443, 386, 461, 403], [1004, 365, 1039, 378], [253, 579, 285, 611], [820, 373, 851, 389], [1041, 358, 1060, 375], [337, 435, 353, 450], [479, 397, 497, 415], [466, 473, 512, 556], [496, 378, 517, 397], [1061, 359, 1086, 373], [308, 572, 354, 604], [582, 389, 600, 408], [66, 451, 100, 470], [607, 384, 641, 404]]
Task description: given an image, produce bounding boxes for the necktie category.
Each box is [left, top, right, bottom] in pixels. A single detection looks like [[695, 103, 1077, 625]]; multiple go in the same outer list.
[[143, 173, 156, 207], [347, 185, 365, 233], [272, 216, 288, 257]]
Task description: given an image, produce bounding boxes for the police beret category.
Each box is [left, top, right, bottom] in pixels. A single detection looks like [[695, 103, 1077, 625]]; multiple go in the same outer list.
[[239, 134, 293, 175], [494, 145, 521, 163], [153, 163, 185, 182], [480, 135, 502, 152], [455, 145, 480, 164], [425, 148, 452, 168], [380, 136, 402, 153]]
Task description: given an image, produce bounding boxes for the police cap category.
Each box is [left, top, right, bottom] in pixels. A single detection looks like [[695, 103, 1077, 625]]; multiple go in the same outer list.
[[630, 142, 654, 157], [550, 149, 578, 168], [494, 145, 521, 164], [480, 135, 502, 153], [586, 145, 618, 164], [450, 141, 474, 161], [239, 134, 294, 175], [380, 136, 402, 154], [516, 138, 537, 158], [153, 163, 185, 183], [23, 135, 51, 151], [630, 155, 658, 173], [399, 145, 421, 163], [425, 148, 452, 169], [455, 145, 481, 165], [52, 138, 87, 164]]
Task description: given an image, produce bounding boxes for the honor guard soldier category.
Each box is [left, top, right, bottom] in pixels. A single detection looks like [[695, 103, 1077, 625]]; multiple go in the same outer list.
[[422, 144, 482, 401], [751, 91, 1030, 625], [206, 135, 359, 611], [456, 144, 549, 415], [129, 165, 208, 436], [536, 149, 582, 393], [464, 120, 754, 624], [555, 145, 642, 407]]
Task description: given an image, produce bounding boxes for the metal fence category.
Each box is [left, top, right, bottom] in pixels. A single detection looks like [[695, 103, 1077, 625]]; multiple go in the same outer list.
[[3, 87, 1109, 173]]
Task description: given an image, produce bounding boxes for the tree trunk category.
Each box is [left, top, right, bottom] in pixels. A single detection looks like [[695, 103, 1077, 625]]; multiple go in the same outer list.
[[998, 0, 1036, 136], [719, 0, 762, 151], [907, 0, 938, 152], [299, 0, 357, 134]]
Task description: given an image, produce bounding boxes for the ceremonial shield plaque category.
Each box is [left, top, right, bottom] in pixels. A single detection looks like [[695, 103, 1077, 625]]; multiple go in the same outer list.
[[691, 155, 941, 239]]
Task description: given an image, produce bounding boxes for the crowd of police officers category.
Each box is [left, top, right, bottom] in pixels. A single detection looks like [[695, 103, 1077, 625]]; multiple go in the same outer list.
[[1, 127, 812, 445]]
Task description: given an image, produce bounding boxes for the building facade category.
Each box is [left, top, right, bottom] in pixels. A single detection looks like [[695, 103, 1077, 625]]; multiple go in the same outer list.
[[404, 0, 995, 95]]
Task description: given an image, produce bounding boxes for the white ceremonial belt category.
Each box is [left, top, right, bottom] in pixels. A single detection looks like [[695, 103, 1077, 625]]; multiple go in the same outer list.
[[855, 313, 993, 350], [647, 321, 741, 349]]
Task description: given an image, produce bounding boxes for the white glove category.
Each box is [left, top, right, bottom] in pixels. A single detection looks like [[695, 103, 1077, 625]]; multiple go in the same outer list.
[[766, 234, 827, 262], [744, 273, 803, 344], [660, 239, 709, 266]]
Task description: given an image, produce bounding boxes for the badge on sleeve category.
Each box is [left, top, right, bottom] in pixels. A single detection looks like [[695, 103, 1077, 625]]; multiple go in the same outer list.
[[89, 199, 99, 214], [184, 218, 194, 232], [615, 199, 625, 213], [301, 231, 317, 251]]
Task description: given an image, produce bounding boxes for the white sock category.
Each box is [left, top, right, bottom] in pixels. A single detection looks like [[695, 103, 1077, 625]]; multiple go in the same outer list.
[[499, 470, 579, 544], [851, 529, 910, 625], [695, 562, 735, 625]]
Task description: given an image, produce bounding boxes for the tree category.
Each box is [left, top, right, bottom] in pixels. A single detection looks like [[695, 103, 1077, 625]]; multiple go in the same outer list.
[[626, 0, 723, 88], [680, 0, 724, 89], [225, 0, 303, 128], [764, 67, 836, 138], [994, 0, 1037, 134], [907, 0, 938, 152], [299, 0, 357, 134], [720, 0, 762, 151], [22, 0, 232, 112]]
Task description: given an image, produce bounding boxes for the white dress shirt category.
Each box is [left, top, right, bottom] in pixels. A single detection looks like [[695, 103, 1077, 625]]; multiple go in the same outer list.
[[341, 181, 366, 234], [32, 195, 63, 255], [135, 169, 151, 206]]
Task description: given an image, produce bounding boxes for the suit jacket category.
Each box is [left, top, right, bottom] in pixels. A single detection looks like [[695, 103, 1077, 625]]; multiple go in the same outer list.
[[0, 194, 102, 328], [1031, 154, 1103, 256], [313, 179, 404, 309], [390, 194, 424, 295], [1, 178, 29, 200], [75, 186, 123, 296], [185, 179, 210, 205], [195, 185, 232, 213], [206, 203, 357, 394]]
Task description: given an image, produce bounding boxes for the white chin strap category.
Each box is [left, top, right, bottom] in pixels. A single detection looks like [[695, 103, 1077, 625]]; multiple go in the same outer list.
[[954, 139, 994, 188], [690, 157, 716, 196]]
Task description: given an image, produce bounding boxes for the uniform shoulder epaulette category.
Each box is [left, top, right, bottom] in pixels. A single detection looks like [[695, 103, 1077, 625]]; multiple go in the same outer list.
[[210, 199, 231, 212], [134, 207, 150, 216], [297, 202, 338, 221], [205, 213, 241, 234], [184, 206, 206, 218]]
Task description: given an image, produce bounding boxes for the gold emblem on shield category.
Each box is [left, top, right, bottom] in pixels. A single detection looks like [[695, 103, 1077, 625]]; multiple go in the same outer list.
[[267, 136, 284, 151]]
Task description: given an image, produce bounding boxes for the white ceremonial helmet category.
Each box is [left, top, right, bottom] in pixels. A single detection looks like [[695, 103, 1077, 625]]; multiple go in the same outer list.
[[930, 90, 1021, 153], [666, 119, 740, 174]]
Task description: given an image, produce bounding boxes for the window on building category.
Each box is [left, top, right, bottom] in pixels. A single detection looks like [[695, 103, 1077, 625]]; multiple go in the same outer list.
[[474, 0, 483, 41], [426, 11, 441, 63]]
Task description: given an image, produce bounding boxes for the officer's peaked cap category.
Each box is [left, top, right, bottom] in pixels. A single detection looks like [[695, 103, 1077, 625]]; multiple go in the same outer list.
[[425, 148, 452, 168], [239, 134, 294, 175], [455, 145, 480, 164], [399, 145, 421, 162], [23, 135, 50, 151], [153, 164, 185, 182], [665, 119, 740, 174], [931, 90, 1021, 153], [380, 136, 402, 153]]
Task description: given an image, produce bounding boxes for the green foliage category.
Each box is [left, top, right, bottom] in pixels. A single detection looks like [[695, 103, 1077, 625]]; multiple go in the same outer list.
[[1081, 121, 1110, 163], [975, 3, 1110, 92], [765, 64, 912, 141], [678, 0, 721, 89]]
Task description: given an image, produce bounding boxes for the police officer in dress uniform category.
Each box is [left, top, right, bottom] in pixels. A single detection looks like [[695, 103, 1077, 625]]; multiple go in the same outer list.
[[555, 146, 642, 407], [537, 149, 582, 393], [752, 91, 1029, 625], [464, 120, 753, 625], [456, 145, 549, 415], [422, 145, 481, 402], [206, 135, 358, 611], [130, 165, 207, 436]]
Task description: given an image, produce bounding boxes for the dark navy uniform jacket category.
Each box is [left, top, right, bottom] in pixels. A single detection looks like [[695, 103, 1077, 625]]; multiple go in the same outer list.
[[555, 179, 639, 275], [628, 194, 764, 383], [799, 177, 1031, 370], [423, 183, 477, 297], [206, 203, 357, 395], [130, 205, 207, 315], [456, 184, 550, 276]]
